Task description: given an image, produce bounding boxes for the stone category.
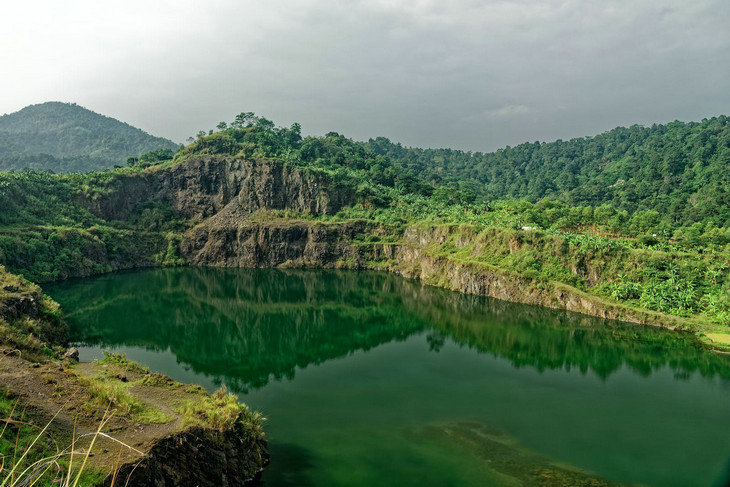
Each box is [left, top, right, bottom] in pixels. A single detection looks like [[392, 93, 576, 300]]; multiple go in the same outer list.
[[63, 347, 79, 361]]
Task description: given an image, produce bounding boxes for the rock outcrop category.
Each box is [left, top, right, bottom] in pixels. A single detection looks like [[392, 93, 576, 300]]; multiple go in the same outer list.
[[181, 220, 366, 268], [0, 270, 69, 346], [178, 216, 687, 329], [83, 157, 351, 222], [108, 424, 268, 487]]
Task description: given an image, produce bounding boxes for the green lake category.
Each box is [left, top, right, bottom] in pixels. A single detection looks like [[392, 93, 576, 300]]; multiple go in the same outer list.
[[47, 268, 730, 487]]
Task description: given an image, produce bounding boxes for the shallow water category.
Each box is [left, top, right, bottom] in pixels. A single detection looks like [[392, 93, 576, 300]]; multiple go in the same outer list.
[[47, 268, 730, 486]]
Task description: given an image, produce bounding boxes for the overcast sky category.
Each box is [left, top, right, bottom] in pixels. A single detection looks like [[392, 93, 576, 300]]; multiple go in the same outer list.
[[1, 0, 729, 151]]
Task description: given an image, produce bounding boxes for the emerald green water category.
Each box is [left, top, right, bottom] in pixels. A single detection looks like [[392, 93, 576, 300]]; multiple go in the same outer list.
[[47, 268, 730, 487]]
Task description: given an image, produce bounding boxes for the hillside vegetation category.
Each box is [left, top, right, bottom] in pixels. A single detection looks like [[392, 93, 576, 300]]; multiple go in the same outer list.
[[0, 102, 179, 172], [0, 112, 728, 346], [365, 117, 730, 228]]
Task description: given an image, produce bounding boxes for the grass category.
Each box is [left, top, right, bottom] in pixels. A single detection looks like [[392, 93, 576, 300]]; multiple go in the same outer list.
[[0, 261, 265, 482], [78, 377, 139, 418], [75, 356, 175, 425], [706, 333, 730, 347], [0, 389, 107, 487], [393, 224, 729, 337], [177, 387, 264, 433], [97, 352, 149, 375]]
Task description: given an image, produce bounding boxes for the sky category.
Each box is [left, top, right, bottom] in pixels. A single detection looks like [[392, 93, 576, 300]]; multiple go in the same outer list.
[[1, 0, 729, 151]]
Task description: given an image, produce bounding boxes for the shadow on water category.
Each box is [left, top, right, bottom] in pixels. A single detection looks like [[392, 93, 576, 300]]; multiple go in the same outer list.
[[259, 443, 317, 487], [713, 459, 730, 487]]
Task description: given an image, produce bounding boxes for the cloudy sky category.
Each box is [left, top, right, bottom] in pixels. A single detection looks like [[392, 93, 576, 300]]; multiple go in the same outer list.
[[1, 0, 729, 150]]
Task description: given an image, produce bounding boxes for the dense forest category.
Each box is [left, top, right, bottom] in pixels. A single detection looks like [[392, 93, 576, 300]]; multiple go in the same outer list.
[[0, 102, 179, 172], [186, 114, 730, 231], [364, 117, 730, 228], [173, 114, 730, 244]]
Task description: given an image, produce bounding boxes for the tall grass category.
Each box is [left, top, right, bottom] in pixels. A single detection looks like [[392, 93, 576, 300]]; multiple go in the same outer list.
[[0, 399, 140, 487]]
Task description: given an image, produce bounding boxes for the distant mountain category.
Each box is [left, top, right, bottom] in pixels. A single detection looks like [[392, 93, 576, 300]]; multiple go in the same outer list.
[[0, 102, 179, 173]]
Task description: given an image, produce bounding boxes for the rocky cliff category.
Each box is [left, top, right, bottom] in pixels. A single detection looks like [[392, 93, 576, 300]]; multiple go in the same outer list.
[[71, 155, 691, 329], [83, 156, 351, 222], [108, 424, 267, 487], [181, 219, 366, 268], [382, 226, 687, 328]]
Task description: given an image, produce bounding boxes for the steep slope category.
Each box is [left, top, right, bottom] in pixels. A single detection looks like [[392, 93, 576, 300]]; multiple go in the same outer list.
[[0, 102, 179, 172]]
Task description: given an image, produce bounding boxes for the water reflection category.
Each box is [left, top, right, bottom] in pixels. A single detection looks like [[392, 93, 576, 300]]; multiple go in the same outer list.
[[49, 267, 730, 393]]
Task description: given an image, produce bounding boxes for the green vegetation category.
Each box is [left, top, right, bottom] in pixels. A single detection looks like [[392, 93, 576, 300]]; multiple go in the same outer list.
[[0, 102, 179, 173], [0, 265, 67, 354], [0, 388, 107, 487], [1, 111, 729, 343], [173, 113, 730, 335], [394, 224, 729, 331], [177, 113, 730, 245], [0, 264, 265, 484], [364, 116, 730, 228], [53, 268, 730, 393], [177, 387, 264, 433]]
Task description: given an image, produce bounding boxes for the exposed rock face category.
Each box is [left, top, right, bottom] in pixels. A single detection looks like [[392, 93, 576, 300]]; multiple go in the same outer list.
[[75, 154, 683, 334], [380, 238, 676, 328], [83, 157, 351, 222], [0, 155, 689, 487], [0, 290, 39, 322], [182, 220, 367, 268], [63, 347, 79, 361], [107, 424, 268, 487], [0, 282, 69, 346], [179, 217, 681, 328]]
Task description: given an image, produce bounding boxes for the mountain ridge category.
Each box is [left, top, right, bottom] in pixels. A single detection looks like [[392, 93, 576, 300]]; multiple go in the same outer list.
[[0, 101, 179, 172]]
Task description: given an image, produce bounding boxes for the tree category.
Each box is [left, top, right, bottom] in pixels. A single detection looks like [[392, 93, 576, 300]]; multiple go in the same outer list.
[[139, 149, 174, 164], [216, 121, 228, 131], [256, 117, 275, 130], [231, 112, 257, 129]]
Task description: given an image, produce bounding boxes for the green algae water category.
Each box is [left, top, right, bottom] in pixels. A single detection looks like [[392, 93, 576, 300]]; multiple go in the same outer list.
[[47, 268, 730, 487]]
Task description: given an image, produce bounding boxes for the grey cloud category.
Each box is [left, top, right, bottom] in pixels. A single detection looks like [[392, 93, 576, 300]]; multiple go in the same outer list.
[[1, 0, 728, 151]]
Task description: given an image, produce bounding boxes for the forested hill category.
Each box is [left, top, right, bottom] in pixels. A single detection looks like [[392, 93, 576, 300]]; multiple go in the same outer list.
[[0, 101, 179, 172], [365, 116, 730, 227]]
